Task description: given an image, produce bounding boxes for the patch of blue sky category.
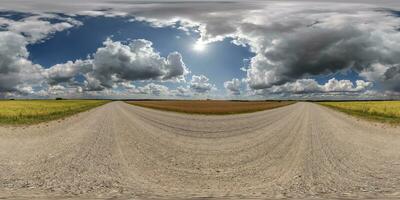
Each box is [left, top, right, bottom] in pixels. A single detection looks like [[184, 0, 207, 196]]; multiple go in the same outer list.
[[313, 69, 359, 82], [312, 69, 378, 90]]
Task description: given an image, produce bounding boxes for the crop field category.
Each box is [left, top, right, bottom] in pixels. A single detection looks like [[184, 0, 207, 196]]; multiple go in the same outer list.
[[319, 101, 400, 123], [0, 100, 109, 125], [126, 100, 294, 114]]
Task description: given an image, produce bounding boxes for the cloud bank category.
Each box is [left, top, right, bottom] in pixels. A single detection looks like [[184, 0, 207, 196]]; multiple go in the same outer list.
[[0, 0, 400, 99], [120, 1, 400, 97], [44, 38, 190, 96]]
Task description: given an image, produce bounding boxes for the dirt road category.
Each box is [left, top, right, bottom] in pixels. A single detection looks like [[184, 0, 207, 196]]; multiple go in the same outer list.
[[1, 101, 400, 199]]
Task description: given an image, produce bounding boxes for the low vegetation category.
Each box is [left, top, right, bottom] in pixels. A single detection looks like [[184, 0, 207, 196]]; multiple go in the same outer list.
[[127, 100, 294, 115], [0, 100, 109, 125], [320, 101, 400, 124]]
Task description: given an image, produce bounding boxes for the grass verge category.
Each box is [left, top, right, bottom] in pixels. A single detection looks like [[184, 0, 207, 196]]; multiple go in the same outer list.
[[319, 101, 400, 124], [127, 100, 294, 115], [0, 100, 109, 125]]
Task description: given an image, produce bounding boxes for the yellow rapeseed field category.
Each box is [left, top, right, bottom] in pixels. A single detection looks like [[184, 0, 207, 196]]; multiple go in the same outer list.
[[0, 100, 109, 125], [320, 101, 400, 123]]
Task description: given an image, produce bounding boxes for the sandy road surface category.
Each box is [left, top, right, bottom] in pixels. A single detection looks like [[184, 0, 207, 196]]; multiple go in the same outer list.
[[1, 101, 400, 199]]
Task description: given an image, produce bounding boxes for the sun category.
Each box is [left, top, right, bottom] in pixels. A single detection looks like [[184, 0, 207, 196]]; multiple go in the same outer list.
[[193, 42, 206, 52]]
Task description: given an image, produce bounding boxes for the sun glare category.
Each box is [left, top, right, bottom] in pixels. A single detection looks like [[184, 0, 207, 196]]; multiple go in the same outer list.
[[193, 42, 206, 52]]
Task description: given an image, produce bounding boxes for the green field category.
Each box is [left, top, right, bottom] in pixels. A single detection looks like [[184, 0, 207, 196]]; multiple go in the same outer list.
[[0, 100, 109, 125], [320, 101, 400, 124]]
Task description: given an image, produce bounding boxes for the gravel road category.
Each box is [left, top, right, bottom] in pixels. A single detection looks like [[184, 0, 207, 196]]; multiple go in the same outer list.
[[1, 101, 400, 199]]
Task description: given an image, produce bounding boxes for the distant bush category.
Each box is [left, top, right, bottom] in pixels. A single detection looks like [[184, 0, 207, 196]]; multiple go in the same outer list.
[[56, 97, 63, 100]]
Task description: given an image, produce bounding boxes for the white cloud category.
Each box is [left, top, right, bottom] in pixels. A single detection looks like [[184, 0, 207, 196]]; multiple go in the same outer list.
[[189, 75, 216, 94], [45, 59, 93, 85], [264, 78, 372, 95], [0, 12, 83, 97], [0, 27, 190, 98], [173, 86, 192, 97], [136, 83, 170, 96], [90, 38, 189, 88], [40, 37, 190, 94], [0, 31, 43, 96], [224, 78, 241, 95], [76, 10, 127, 18], [116, 82, 172, 97], [0, 14, 82, 43]]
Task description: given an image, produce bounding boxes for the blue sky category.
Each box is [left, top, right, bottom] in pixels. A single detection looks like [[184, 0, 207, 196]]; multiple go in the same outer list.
[[0, 1, 400, 99]]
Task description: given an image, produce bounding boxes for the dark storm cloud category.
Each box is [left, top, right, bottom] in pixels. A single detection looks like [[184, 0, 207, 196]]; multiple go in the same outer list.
[[247, 24, 400, 89], [363, 64, 400, 92]]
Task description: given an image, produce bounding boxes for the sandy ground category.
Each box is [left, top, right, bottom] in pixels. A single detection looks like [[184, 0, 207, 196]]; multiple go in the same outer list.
[[1, 101, 400, 199]]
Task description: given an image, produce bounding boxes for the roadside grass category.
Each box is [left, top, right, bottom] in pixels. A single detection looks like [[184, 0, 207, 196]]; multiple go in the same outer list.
[[319, 101, 400, 124], [127, 100, 294, 115], [0, 100, 109, 125]]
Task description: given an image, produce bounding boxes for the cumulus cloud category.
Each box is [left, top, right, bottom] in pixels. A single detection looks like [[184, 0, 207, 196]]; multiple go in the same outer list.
[[263, 78, 372, 95], [45, 85, 83, 96], [137, 83, 170, 96], [173, 86, 192, 97], [45, 59, 93, 85], [160, 75, 217, 98], [90, 38, 188, 88], [224, 78, 241, 95], [0, 32, 43, 96], [360, 63, 400, 92], [117, 82, 172, 97], [0, 30, 189, 98], [189, 75, 215, 94], [42, 38, 190, 94], [0, 5, 192, 98], [114, 82, 193, 98], [243, 13, 400, 90], [0, 11, 84, 97]]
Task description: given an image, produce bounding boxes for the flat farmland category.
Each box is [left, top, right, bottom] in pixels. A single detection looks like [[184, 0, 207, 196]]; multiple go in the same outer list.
[[320, 101, 400, 123], [126, 100, 294, 114], [0, 100, 109, 125]]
